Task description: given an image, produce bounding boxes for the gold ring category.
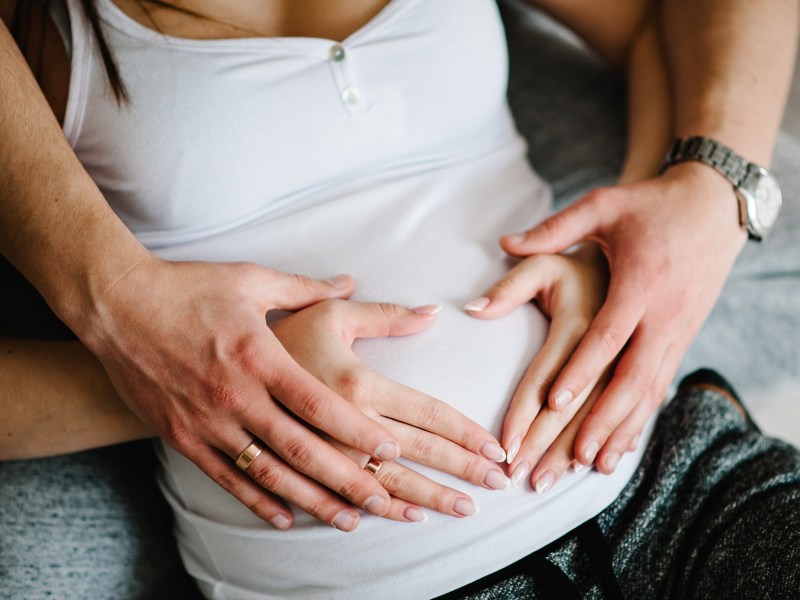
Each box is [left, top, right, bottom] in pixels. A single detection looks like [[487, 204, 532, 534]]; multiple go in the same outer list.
[[364, 457, 382, 477], [235, 441, 263, 472]]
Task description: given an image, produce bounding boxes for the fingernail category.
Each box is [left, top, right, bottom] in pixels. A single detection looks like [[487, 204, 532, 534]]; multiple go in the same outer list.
[[604, 452, 620, 471], [412, 304, 443, 315], [331, 511, 358, 531], [511, 461, 530, 487], [484, 469, 510, 490], [506, 435, 521, 464], [404, 507, 428, 523], [270, 514, 291, 530], [363, 495, 388, 516], [375, 442, 400, 461], [480, 441, 506, 462], [453, 497, 479, 517], [504, 233, 526, 244], [326, 274, 351, 288], [629, 434, 641, 451], [463, 297, 491, 312], [553, 389, 574, 410], [584, 441, 600, 463], [535, 471, 555, 494], [572, 462, 588, 474]]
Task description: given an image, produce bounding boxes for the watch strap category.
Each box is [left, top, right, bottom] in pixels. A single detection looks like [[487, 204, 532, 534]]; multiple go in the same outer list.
[[661, 136, 750, 188]]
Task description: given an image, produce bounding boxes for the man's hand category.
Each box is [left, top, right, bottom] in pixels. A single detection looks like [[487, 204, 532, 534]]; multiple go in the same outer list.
[[499, 162, 746, 473], [271, 299, 509, 522], [83, 258, 407, 532]]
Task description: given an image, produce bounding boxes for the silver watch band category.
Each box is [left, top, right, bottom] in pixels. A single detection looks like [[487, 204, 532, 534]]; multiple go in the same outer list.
[[661, 136, 750, 188]]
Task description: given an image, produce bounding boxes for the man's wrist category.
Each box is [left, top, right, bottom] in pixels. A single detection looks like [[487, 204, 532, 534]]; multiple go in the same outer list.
[[661, 136, 782, 241]]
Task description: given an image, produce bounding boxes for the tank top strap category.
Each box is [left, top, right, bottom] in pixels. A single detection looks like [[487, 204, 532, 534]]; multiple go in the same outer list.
[[62, 0, 102, 145]]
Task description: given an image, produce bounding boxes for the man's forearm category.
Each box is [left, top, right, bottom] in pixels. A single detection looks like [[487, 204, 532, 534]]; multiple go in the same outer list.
[[660, 0, 798, 165], [0, 20, 150, 335]]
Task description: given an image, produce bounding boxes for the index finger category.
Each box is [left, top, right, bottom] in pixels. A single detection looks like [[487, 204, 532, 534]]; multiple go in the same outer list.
[[263, 353, 402, 461], [548, 282, 643, 411], [373, 373, 506, 462]]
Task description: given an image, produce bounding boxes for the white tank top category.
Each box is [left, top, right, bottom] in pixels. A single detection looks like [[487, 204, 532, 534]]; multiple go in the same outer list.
[[63, 0, 650, 597]]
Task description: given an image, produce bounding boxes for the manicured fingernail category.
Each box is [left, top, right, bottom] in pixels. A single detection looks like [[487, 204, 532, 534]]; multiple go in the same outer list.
[[506, 436, 521, 464], [453, 498, 479, 517], [412, 304, 443, 315], [404, 507, 428, 523], [553, 389, 574, 409], [584, 441, 600, 463], [572, 462, 588, 473], [629, 434, 641, 451], [375, 442, 400, 460], [326, 274, 351, 288], [535, 471, 555, 494], [463, 297, 491, 312], [270, 514, 291, 530], [363, 495, 388, 516], [331, 511, 358, 531], [480, 441, 506, 462], [604, 452, 620, 471], [484, 469, 510, 490], [504, 233, 526, 244], [511, 461, 530, 487]]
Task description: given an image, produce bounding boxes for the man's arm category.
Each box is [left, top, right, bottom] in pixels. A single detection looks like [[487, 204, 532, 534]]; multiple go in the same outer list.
[[0, 18, 401, 530], [509, 0, 797, 471]]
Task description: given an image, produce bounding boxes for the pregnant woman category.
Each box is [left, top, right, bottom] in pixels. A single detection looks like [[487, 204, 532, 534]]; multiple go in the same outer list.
[[2, 0, 800, 598]]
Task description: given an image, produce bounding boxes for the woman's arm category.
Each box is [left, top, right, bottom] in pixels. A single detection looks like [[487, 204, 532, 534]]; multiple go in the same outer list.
[[0, 339, 151, 460]]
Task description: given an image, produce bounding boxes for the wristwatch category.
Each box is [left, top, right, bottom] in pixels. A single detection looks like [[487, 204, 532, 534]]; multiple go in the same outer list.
[[661, 136, 782, 241]]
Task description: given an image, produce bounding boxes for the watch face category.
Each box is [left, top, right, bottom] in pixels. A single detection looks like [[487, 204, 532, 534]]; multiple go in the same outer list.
[[752, 169, 782, 229]]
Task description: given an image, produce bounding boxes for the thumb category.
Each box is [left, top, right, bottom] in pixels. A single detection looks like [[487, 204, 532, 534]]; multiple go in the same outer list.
[[341, 302, 441, 341], [261, 269, 355, 310], [500, 190, 605, 256]]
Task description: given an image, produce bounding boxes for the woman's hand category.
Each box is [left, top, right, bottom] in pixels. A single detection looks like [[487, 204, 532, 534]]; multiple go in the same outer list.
[[463, 243, 610, 488], [82, 257, 411, 532], [270, 299, 510, 522]]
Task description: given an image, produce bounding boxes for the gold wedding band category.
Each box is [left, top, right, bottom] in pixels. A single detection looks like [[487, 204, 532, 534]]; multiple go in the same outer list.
[[235, 441, 263, 472], [364, 457, 383, 477]]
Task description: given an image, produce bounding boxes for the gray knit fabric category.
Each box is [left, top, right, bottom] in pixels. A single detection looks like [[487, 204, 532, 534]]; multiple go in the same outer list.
[[459, 387, 800, 599]]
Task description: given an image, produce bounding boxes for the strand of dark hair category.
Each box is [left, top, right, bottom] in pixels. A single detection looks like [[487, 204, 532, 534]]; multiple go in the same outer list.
[[78, 0, 128, 102], [10, 0, 237, 105]]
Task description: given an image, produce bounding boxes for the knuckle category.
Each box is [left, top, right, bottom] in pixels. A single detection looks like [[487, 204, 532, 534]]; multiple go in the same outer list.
[[331, 367, 366, 403], [428, 489, 457, 513], [288, 272, 320, 297], [161, 419, 193, 451], [336, 476, 361, 501], [211, 467, 241, 495], [489, 276, 517, 302], [292, 388, 333, 423], [593, 325, 626, 357], [281, 437, 315, 471], [304, 496, 333, 521], [376, 466, 405, 496], [408, 435, 437, 463], [246, 498, 278, 521], [417, 401, 446, 431], [208, 382, 246, 414], [458, 456, 482, 482], [251, 461, 287, 492]]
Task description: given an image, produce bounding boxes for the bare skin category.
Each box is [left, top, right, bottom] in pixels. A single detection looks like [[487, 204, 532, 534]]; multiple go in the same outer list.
[[1, 0, 796, 526]]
